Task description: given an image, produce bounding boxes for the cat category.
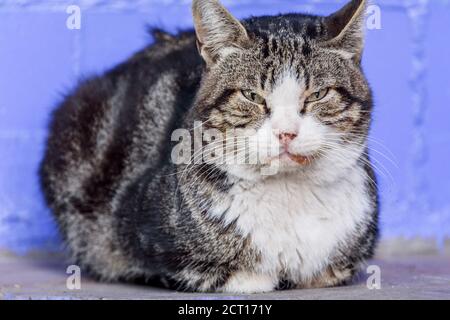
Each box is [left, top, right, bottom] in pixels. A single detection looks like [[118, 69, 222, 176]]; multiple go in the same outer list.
[[40, 0, 379, 293]]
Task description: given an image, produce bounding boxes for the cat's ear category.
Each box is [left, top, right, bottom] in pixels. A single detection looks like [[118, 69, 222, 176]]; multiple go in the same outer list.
[[192, 0, 249, 65], [322, 0, 367, 63]]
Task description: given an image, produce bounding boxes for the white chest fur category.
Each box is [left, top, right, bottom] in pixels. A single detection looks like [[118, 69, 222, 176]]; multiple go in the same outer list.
[[210, 167, 370, 282]]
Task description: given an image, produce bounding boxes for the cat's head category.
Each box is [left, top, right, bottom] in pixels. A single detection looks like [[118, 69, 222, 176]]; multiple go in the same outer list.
[[191, 0, 372, 181]]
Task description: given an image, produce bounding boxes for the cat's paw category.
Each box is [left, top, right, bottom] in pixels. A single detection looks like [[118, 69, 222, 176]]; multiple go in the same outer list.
[[302, 266, 355, 289], [221, 272, 276, 294]]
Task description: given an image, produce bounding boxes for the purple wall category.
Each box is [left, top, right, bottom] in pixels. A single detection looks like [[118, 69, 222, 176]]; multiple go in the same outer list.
[[0, 0, 449, 253]]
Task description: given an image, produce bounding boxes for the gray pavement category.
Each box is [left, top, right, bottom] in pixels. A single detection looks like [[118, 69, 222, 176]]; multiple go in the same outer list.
[[0, 251, 449, 300]]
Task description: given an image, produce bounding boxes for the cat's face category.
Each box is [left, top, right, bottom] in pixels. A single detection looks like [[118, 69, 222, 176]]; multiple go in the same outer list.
[[192, 0, 372, 180]]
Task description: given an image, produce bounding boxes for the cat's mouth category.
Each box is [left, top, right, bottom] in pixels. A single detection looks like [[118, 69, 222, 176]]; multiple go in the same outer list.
[[287, 153, 312, 166], [271, 152, 314, 166]]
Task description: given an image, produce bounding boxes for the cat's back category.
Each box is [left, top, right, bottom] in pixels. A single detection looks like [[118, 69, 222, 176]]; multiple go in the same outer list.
[[39, 30, 202, 278]]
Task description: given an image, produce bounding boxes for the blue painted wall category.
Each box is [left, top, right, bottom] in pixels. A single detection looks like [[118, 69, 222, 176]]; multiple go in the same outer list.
[[0, 0, 449, 253]]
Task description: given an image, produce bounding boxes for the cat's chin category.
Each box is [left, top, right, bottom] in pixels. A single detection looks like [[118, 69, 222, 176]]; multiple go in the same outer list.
[[224, 158, 312, 181]]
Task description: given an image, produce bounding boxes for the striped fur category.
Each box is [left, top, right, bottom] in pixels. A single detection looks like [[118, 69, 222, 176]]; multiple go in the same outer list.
[[40, 0, 378, 293]]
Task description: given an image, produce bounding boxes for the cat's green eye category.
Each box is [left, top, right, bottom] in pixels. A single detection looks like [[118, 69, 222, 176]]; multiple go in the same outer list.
[[241, 90, 266, 105], [306, 88, 329, 103]]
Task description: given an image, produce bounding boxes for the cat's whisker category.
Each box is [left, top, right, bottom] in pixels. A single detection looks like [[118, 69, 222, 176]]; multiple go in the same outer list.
[[319, 135, 398, 168], [319, 144, 394, 190]]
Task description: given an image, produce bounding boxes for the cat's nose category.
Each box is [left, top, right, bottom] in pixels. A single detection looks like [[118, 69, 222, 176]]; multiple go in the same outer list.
[[278, 132, 298, 145]]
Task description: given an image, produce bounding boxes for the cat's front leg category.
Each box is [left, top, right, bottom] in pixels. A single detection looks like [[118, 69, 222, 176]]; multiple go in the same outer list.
[[220, 271, 277, 294], [301, 265, 357, 289]]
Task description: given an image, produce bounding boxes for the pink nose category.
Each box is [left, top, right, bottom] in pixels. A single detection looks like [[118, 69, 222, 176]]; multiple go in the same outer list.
[[278, 132, 298, 145]]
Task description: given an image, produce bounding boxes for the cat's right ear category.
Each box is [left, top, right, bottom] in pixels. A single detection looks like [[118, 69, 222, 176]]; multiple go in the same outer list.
[[192, 0, 249, 65]]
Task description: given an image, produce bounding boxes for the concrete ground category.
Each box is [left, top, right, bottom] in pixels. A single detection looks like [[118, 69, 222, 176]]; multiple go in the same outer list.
[[0, 251, 449, 300]]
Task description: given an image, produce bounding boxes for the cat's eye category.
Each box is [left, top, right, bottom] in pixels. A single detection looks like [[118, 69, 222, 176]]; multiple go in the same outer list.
[[306, 88, 329, 103], [241, 90, 266, 105]]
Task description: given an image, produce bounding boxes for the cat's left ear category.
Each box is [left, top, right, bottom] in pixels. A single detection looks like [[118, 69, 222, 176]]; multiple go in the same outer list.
[[322, 0, 367, 63], [192, 0, 249, 65]]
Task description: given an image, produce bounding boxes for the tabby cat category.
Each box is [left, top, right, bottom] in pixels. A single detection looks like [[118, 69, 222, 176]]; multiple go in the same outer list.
[[40, 0, 379, 293]]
